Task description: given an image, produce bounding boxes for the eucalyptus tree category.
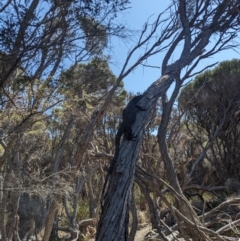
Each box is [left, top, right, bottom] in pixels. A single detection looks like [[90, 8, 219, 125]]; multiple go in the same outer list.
[[179, 59, 240, 183], [0, 0, 129, 87]]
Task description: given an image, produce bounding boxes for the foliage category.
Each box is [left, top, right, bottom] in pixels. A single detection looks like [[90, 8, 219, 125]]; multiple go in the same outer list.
[[59, 57, 122, 107], [0, 0, 130, 87], [76, 200, 90, 221], [78, 16, 108, 55], [178, 59, 240, 187]]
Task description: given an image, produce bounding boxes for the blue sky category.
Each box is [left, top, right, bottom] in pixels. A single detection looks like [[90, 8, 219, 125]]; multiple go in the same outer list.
[[109, 0, 240, 95]]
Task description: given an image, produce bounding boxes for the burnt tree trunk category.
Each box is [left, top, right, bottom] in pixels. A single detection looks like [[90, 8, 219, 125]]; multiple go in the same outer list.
[[96, 75, 172, 241]]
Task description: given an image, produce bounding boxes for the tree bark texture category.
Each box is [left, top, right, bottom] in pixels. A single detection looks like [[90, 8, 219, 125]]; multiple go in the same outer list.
[[7, 143, 22, 241], [42, 200, 59, 241], [96, 75, 172, 241], [0, 171, 11, 241], [128, 193, 138, 241]]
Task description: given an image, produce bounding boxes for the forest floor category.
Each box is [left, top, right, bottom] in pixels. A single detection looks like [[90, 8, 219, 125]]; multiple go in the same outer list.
[[134, 224, 151, 241], [89, 223, 151, 241]]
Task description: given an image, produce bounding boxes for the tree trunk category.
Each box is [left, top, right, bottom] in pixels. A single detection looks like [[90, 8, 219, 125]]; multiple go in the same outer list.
[[136, 180, 168, 241], [0, 171, 10, 241], [128, 190, 138, 241], [158, 78, 207, 240], [87, 178, 96, 218], [96, 144, 138, 240], [42, 200, 59, 241], [7, 145, 22, 241], [96, 75, 172, 241]]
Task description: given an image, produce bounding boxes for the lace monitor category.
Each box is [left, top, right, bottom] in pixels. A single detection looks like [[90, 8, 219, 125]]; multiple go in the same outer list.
[[101, 95, 145, 206], [108, 94, 145, 174]]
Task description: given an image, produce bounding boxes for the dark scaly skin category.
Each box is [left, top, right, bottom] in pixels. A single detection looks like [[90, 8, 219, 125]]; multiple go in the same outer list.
[[109, 95, 144, 173], [122, 95, 144, 139]]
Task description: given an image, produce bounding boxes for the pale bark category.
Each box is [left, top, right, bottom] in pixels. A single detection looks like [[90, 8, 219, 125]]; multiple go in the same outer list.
[[8, 150, 23, 241], [43, 117, 74, 238], [42, 200, 59, 241], [0, 171, 11, 241]]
